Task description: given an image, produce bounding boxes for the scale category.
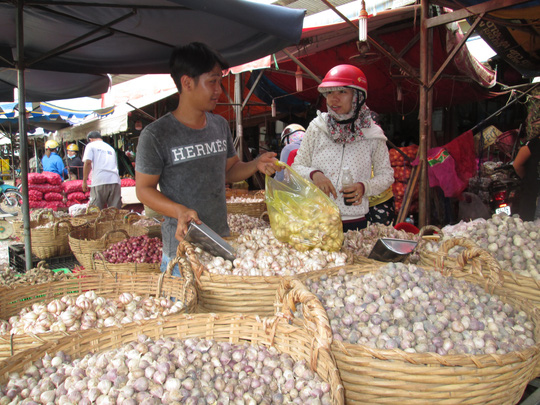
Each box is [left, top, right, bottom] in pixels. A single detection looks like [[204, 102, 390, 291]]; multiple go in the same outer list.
[[368, 238, 418, 262], [0, 213, 15, 240], [184, 221, 236, 261]]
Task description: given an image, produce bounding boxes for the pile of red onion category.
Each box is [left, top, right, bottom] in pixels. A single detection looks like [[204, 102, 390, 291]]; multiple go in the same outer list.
[[101, 235, 162, 264]]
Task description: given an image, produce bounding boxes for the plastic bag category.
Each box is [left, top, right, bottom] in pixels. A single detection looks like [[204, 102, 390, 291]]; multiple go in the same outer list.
[[265, 162, 344, 252]]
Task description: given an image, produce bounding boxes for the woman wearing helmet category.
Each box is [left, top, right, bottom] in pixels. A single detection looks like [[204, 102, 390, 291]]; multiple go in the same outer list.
[[65, 143, 84, 180], [275, 123, 305, 181], [291, 64, 394, 231], [42, 139, 66, 179]]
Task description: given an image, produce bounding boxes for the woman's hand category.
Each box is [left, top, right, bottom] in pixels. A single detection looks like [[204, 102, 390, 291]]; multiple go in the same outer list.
[[312, 171, 337, 199], [342, 182, 365, 205]]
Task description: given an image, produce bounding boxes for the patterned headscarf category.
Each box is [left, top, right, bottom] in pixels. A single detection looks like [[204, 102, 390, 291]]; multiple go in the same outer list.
[[325, 88, 372, 144]]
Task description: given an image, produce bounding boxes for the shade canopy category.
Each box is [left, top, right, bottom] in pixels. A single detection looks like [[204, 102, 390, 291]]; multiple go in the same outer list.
[[0, 68, 111, 102], [0, 0, 305, 75]]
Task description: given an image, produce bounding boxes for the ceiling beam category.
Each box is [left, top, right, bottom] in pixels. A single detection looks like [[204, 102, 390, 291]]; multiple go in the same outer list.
[[426, 0, 531, 28]]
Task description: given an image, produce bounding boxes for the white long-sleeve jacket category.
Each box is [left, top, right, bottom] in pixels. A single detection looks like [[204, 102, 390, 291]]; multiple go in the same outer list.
[[292, 111, 394, 220]]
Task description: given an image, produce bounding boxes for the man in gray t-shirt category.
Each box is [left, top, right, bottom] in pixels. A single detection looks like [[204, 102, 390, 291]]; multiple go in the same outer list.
[[135, 42, 281, 274]]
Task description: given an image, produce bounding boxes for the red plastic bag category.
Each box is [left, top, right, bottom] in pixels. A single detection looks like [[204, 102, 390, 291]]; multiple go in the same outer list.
[[44, 192, 64, 202], [28, 172, 46, 184], [42, 171, 62, 185], [63, 180, 83, 193]]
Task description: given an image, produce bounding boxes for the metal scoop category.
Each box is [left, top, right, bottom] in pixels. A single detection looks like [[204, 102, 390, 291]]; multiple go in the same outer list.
[[368, 238, 418, 262], [184, 221, 236, 261]]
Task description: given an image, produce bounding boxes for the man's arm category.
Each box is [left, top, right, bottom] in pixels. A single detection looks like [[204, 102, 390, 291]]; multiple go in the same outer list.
[[82, 160, 92, 192], [225, 152, 280, 183], [513, 145, 531, 179], [135, 171, 201, 240]]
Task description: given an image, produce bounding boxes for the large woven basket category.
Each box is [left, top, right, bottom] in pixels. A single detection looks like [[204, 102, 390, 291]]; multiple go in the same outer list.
[[277, 259, 540, 404], [69, 225, 131, 271], [11, 210, 54, 241], [180, 239, 353, 317], [0, 253, 197, 360], [420, 237, 540, 309], [226, 190, 267, 218], [21, 218, 74, 259], [0, 311, 344, 404], [70, 206, 130, 227], [123, 211, 162, 239], [69, 205, 101, 226]]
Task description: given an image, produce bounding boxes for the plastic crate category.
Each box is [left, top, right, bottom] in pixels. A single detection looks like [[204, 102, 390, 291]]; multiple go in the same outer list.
[[8, 244, 40, 272], [8, 244, 80, 272]]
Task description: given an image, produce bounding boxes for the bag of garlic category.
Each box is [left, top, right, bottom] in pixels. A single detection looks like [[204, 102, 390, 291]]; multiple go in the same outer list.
[[277, 260, 540, 404], [265, 162, 344, 252]]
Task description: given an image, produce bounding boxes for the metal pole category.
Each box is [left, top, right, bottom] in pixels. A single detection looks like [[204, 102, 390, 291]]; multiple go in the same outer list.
[[418, 0, 429, 228], [16, 0, 33, 271], [234, 73, 243, 161]]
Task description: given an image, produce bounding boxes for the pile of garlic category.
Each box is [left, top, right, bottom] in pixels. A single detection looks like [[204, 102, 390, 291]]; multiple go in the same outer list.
[[196, 228, 348, 277], [227, 213, 269, 235], [1, 291, 185, 335]]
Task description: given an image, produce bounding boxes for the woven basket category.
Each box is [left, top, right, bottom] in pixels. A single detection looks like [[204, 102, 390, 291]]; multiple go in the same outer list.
[[420, 237, 540, 378], [11, 211, 55, 241], [0, 312, 344, 404], [123, 211, 162, 239], [26, 218, 74, 259], [180, 240, 353, 317], [226, 190, 267, 218], [277, 259, 540, 404], [91, 229, 161, 275], [69, 205, 101, 226], [0, 253, 197, 361], [419, 237, 540, 308], [69, 225, 131, 271]]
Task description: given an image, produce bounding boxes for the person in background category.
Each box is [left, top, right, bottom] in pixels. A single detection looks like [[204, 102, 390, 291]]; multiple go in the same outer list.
[[292, 64, 394, 231], [275, 123, 305, 181], [82, 131, 122, 209], [513, 134, 540, 221], [64, 143, 84, 180], [367, 112, 396, 226], [42, 139, 65, 178], [135, 42, 280, 276], [29, 152, 42, 173]]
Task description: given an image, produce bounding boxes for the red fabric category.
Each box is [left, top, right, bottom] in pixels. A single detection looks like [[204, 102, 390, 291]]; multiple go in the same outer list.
[[444, 130, 477, 188], [287, 149, 299, 166], [427, 147, 466, 198]]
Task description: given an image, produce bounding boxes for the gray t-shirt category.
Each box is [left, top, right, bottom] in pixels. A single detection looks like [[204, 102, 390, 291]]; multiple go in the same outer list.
[[135, 112, 237, 257]]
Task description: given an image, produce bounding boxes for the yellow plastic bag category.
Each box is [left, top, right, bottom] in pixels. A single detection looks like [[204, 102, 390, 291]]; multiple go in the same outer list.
[[265, 162, 343, 252]]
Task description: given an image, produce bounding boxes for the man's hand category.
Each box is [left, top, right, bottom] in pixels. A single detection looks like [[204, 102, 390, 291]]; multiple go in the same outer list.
[[175, 207, 202, 242], [82, 179, 88, 193], [312, 171, 337, 199], [256, 152, 282, 176]]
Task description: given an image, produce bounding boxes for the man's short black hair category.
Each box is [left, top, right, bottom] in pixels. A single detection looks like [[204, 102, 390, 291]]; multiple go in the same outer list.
[[87, 131, 102, 140], [169, 42, 229, 93]]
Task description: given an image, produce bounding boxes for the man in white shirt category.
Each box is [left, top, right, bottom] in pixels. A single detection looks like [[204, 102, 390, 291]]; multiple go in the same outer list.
[[82, 131, 123, 209]]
